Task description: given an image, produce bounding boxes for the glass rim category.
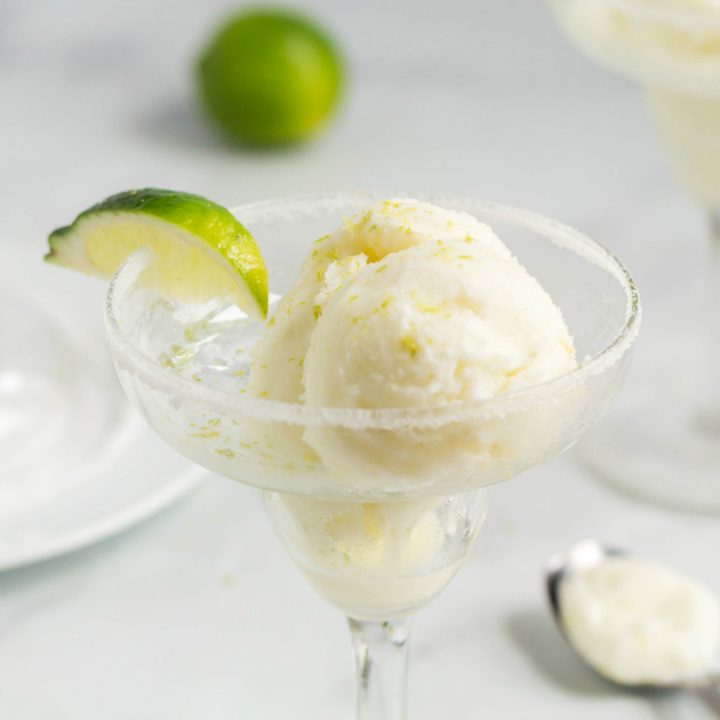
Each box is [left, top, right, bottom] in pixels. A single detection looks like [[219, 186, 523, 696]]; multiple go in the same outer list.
[[104, 193, 641, 430]]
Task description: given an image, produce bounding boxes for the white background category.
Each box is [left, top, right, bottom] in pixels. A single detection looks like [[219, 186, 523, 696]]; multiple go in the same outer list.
[[1, 1, 718, 718]]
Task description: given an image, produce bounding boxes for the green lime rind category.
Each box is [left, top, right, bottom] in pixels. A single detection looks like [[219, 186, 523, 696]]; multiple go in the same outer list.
[[46, 188, 268, 317]]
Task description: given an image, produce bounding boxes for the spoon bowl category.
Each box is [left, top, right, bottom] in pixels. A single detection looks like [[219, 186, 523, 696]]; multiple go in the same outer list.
[[545, 539, 720, 707], [546, 538, 626, 646]]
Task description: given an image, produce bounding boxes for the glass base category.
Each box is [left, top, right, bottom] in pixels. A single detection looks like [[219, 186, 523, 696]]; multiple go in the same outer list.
[[581, 386, 720, 513]]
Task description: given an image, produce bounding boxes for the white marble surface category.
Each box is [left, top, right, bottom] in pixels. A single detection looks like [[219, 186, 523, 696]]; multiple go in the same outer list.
[[1, 0, 718, 718]]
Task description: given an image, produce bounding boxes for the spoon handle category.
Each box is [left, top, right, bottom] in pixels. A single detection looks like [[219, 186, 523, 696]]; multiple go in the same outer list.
[[698, 684, 720, 717]]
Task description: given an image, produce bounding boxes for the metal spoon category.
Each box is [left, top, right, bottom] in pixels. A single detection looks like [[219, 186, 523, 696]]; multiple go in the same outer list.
[[545, 539, 720, 714]]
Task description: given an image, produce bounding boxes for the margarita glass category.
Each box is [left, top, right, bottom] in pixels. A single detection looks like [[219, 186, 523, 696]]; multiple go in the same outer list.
[[105, 194, 639, 719], [550, 0, 720, 509]]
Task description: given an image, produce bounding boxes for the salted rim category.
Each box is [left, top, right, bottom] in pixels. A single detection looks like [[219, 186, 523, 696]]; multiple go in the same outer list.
[[105, 193, 641, 431]]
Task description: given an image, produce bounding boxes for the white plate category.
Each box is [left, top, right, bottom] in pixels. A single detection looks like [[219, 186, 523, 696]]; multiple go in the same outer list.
[[0, 274, 202, 571], [0, 422, 203, 571]]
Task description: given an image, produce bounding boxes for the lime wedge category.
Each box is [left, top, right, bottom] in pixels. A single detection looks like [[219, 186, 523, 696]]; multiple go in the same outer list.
[[46, 188, 267, 318]]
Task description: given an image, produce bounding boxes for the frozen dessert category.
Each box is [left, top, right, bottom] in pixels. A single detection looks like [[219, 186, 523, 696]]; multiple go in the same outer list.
[[266, 491, 489, 620], [249, 199, 510, 406], [249, 199, 577, 483], [551, 0, 720, 94], [560, 556, 720, 685], [551, 0, 720, 207], [252, 199, 577, 617]]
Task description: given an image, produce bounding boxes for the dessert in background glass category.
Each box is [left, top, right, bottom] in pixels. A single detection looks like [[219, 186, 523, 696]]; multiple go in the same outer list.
[[104, 194, 639, 719], [550, 0, 720, 510]]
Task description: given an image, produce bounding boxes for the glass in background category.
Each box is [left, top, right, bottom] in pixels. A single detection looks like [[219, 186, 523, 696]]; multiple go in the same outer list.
[[551, 0, 720, 511]]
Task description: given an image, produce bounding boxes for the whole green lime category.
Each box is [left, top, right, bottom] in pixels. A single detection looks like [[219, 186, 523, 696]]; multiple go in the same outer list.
[[196, 9, 343, 145]]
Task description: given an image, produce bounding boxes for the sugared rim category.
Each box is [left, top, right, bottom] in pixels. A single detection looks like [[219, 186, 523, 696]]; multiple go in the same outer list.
[[104, 193, 641, 430]]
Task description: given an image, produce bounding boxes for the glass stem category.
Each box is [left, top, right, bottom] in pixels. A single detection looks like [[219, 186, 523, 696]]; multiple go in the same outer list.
[[699, 209, 720, 431], [707, 209, 720, 294], [348, 617, 412, 720]]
